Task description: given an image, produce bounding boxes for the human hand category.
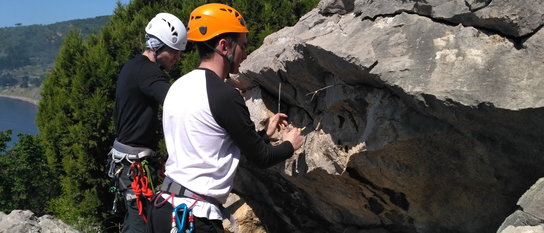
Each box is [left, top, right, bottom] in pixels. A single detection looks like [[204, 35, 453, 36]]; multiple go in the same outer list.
[[283, 127, 304, 150], [266, 113, 288, 137]]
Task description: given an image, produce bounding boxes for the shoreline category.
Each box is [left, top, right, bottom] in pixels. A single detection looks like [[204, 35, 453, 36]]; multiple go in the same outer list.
[[0, 94, 39, 106]]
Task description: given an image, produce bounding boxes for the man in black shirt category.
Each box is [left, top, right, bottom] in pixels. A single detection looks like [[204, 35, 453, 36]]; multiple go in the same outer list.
[[108, 12, 187, 233]]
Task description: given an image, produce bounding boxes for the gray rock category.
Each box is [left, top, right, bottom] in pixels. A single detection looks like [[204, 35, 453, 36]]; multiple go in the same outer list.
[[352, 0, 544, 37], [467, 0, 544, 37], [497, 178, 544, 232], [500, 225, 544, 233], [230, 0, 544, 232], [517, 178, 544, 220], [319, 0, 354, 15], [0, 210, 78, 233], [466, 0, 491, 11], [498, 210, 544, 233]]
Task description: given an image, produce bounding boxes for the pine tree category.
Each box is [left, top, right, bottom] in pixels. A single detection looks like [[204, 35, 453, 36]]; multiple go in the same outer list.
[[0, 130, 10, 152], [37, 30, 106, 226], [0, 132, 55, 216]]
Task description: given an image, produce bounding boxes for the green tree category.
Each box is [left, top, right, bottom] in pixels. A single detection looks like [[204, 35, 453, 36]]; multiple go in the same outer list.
[[0, 130, 10, 152], [0, 132, 56, 216], [38, 29, 117, 228]]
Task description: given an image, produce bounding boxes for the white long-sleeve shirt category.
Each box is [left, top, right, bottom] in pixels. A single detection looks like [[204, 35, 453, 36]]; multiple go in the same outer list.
[[162, 68, 294, 219]]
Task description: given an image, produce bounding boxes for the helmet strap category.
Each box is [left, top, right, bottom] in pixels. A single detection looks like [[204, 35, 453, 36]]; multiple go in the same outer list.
[[204, 39, 237, 74], [152, 45, 167, 69], [226, 43, 237, 74], [146, 36, 168, 68]]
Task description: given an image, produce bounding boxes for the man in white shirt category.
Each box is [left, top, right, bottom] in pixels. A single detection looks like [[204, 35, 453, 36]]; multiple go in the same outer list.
[[146, 3, 304, 233]]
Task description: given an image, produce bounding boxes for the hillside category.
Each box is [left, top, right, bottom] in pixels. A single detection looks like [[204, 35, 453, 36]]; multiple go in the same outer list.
[[0, 16, 110, 102]]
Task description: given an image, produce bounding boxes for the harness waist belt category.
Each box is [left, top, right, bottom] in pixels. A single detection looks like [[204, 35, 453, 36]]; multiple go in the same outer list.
[[160, 176, 222, 207], [112, 139, 155, 161], [161, 177, 237, 229]]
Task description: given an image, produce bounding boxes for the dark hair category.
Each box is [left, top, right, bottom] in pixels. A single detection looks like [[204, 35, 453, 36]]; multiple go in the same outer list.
[[196, 32, 240, 60]]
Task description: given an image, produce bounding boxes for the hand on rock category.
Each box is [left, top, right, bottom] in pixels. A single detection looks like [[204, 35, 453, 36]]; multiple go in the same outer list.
[[283, 127, 304, 150]]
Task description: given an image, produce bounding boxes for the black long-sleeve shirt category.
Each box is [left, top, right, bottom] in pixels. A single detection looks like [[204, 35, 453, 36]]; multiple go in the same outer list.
[[114, 55, 170, 149]]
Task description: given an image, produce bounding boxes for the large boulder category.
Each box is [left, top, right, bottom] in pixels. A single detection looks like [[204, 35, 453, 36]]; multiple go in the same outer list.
[[225, 0, 544, 232]]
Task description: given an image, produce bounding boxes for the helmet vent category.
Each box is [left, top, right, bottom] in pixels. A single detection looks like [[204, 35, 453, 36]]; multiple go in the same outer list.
[[162, 18, 170, 26], [199, 26, 207, 35]]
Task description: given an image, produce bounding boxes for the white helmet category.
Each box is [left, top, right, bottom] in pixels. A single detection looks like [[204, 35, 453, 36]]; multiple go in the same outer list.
[[145, 13, 187, 51]]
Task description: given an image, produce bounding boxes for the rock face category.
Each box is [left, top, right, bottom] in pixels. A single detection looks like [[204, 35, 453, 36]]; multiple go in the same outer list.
[[0, 210, 79, 233], [498, 178, 544, 233], [226, 0, 544, 232]]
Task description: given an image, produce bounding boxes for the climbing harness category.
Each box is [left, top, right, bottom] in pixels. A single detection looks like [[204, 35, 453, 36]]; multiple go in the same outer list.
[[110, 139, 155, 162], [106, 139, 160, 221], [159, 176, 239, 233], [107, 139, 156, 179], [152, 191, 197, 233]]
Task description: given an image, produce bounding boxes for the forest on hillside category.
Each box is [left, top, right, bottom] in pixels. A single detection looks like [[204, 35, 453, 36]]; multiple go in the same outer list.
[[0, 0, 319, 232], [0, 16, 109, 90]]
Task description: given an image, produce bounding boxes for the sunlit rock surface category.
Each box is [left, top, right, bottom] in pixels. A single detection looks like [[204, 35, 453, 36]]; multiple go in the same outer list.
[[226, 0, 544, 232]]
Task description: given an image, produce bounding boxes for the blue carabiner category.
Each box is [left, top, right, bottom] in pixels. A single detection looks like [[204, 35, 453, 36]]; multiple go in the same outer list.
[[173, 204, 188, 233]]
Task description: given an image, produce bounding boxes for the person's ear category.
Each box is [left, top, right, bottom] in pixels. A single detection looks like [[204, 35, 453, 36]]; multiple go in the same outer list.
[[217, 39, 229, 55]]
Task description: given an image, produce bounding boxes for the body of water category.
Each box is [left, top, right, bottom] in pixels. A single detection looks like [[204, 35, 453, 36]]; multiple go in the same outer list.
[[0, 96, 38, 148]]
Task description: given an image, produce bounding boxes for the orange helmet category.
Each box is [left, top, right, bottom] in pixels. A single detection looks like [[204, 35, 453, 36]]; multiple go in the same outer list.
[[187, 3, 249, 42]]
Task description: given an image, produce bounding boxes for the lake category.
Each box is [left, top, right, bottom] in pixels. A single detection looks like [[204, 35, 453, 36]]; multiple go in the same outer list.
[[0, 96, 38, 148]]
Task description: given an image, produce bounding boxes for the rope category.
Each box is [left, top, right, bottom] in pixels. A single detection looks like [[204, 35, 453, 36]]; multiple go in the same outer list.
[[141, 160, 155, 193], [130, 161, 155, 223], [154, 191, 175, 207]]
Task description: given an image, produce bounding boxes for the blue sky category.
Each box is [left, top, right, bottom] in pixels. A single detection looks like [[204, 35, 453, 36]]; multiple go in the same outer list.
[[0, 0, 131, 28]]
